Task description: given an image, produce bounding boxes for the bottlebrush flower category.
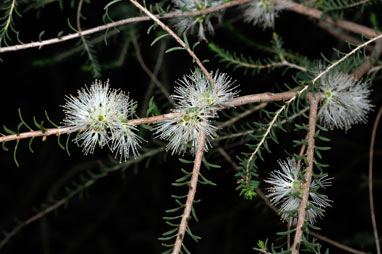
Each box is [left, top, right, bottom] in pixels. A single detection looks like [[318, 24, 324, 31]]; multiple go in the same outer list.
[[265, 158, 332, 225], [154, 108, 216, 154], [110, 124, 142, 162], [173, 68, 238, 111], [318, 71, 372, 131], [243, 0, 287, 29], [171, 0, 223, 41], [62, 80, 141, 161], [155, 68, 238, 154]]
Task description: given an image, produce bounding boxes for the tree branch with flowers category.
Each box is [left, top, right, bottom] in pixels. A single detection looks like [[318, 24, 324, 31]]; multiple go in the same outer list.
[[0, 0, 381, 254]]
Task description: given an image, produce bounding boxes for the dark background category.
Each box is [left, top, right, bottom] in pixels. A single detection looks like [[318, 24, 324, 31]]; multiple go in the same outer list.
[[0, 1, 381, 253]]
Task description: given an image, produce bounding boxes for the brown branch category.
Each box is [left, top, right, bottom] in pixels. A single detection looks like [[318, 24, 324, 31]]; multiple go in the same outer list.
[[271, 0, 379, 37], [0, 0, 251, 54], [231, 91, 296, 107], [172, 132, 206, 254], [369, 106, 382, 254], [125, 112, 180, 126], [0, 127, 77, 143], [129, 0, 217, 87], [0, 92, 298, 144], [296, 133, 309, 170], [291, 93, 319, 254]]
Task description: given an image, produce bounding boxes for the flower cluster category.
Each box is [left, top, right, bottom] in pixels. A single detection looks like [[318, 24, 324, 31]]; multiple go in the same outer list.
[[265, 158, 332, 225], [155, 68, 238, 154], [318, 71, 372, 131], [62, 80, 141, 161], [243, 0, 287, 29], [172, 0, 223, 41]]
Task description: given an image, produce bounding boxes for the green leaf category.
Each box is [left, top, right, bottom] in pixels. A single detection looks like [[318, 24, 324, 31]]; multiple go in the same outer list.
[[150, 33, 169, 47], [13, 140, 20, 167], [104, 0, 122, 9], [3, 125, 16, 134], [165, 47, 184, 53]]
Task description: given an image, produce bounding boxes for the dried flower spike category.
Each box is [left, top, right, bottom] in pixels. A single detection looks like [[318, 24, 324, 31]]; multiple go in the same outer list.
[[62, 80, 141, 161], [265, 158, 332, 225], [318, 71, 373, 131], [243, 0, 286, 29]]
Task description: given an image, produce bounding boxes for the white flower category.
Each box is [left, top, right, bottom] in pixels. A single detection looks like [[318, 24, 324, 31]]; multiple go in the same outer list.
[[318, 71, 373, 131], [172, 0, 223, 41], [154, 107, 216, 154], [62, 80, 141, 161], [265, 158, 332, 225], [243, 0, 287, 29], [111, 124, 142, 162], [154, 69, 238, 154], [173, 68, 238, 111]]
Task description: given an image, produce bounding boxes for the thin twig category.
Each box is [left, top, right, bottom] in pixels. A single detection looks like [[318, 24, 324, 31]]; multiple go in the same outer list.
[[0, 0, 16, 45], [291, 93, 319, 254], [217, 147, 238, 168], [0, 0, 251, 54], [0, 92, 298, 144], [271, 0, 379, 38], [313, 33, 382, 84], [129, 30, 174, 105], [128, 0, 217, 87], [222, 56, 307, 72], [215, 106, 309, 142], [231, 91, 296, 107], [368, 65, 382, 76], [217, 103, 267, 129], [172, 132, 206, 254], [246, 104, 286, 174], [245, 91, 300, 179], [0, 127, 78, 143], [76, 0, 100, 77], [140, 40, 167, 116], [351, 38, 382, 80], [309, 231, 369, 254], [369, 106, 382, 254]]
